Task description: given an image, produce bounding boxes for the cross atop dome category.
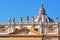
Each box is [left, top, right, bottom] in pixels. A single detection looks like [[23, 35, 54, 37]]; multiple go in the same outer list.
[[41, 0, 44, 8], [38, 0, 46, 15]]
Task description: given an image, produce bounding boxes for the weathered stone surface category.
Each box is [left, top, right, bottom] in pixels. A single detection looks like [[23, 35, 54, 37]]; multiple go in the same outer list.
[[0, 37, 42, 40]]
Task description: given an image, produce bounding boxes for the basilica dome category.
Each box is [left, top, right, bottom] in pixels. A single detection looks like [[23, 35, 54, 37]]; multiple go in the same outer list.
[[34, 4, 54, 23]]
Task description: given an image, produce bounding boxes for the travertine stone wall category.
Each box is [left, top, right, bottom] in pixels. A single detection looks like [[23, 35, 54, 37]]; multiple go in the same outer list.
[[0, 37, 59, 40], [0, 37, 42, 40], [52, 38, 59, 40], [43, 37, 59, 40]]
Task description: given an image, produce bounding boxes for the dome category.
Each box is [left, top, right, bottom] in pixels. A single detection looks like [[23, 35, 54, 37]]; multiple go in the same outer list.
[[34, 14, 54, 23], [33, 3, 54, 23]]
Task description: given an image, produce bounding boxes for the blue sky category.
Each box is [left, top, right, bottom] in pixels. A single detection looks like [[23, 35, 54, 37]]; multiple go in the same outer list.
[[0, 0, 60, 23]]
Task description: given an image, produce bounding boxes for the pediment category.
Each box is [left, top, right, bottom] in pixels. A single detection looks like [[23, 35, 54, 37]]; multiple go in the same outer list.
[[10, 27, 42, 35]]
